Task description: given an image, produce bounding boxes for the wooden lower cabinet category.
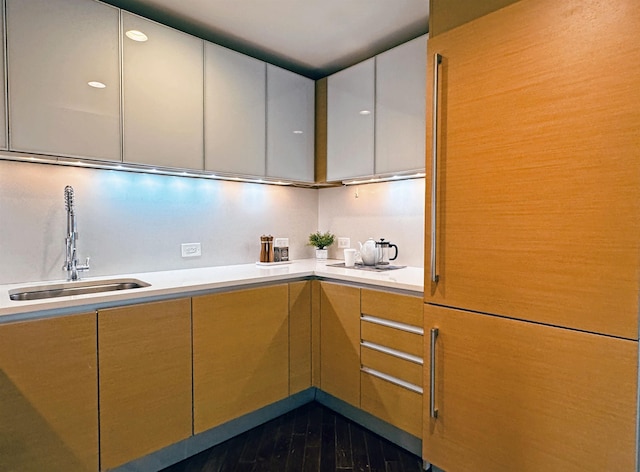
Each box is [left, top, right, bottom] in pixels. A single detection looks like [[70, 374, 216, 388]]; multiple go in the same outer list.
[[98, 299, 192, 470], [424, 304, 638, 472], [0, 313, 98, 472], [320, 281, 361, 407], [193, 284, 290, 433], [290, 281, 312, 394]]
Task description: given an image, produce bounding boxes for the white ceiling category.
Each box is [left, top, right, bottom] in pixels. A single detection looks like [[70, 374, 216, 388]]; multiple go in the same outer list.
[[102, 0, 429, 79]]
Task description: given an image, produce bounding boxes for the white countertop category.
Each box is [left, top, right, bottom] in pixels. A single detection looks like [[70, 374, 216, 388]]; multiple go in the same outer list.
[[0, 259, 424, 322]]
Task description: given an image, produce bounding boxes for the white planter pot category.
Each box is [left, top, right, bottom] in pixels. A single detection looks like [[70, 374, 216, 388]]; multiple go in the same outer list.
[[315, 249, 328, 260]]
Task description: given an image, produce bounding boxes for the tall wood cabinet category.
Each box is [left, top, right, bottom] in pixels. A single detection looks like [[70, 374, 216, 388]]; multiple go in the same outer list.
[[0, 313, 98, 472], [192, 285, 290, 433], [424, 0, 640, 470], [98, 299, 192, 470]]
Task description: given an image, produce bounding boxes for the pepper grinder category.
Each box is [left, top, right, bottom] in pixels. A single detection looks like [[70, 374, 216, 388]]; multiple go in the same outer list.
[[260, 235, 274, 263]]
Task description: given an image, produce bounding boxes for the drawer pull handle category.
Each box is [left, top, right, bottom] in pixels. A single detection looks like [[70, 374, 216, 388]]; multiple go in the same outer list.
[[361, 366, 423, 394], [429, 327, 439, 418]]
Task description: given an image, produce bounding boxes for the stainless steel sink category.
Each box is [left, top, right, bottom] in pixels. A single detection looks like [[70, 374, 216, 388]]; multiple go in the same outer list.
[[9, 278, 150, 301]]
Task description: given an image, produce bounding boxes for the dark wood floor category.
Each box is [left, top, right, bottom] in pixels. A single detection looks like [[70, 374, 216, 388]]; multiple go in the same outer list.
[[162, 402, 424, 472]]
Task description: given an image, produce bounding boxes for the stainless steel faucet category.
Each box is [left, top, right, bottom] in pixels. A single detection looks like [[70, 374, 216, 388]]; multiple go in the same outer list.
[[63, 185, 90, 281]]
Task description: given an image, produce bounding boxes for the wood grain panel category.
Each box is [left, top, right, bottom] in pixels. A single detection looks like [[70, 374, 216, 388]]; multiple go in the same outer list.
[[361, 288, 422, 327], [361, 372, 422, 438], [361, 321, 423, 358], [423, 304, 638, 472], [320, 282, 361, 407], [193, 285, 289, 433], [361, 346, 422, 386], [311, 280, 322, 387], [98, 299, 192, 470], [289, 281, 312, 394], [425, 0, 640, 339], [429, 0, 519, 36], [315, 78, 328, 183], [0, 313, 98, 472]]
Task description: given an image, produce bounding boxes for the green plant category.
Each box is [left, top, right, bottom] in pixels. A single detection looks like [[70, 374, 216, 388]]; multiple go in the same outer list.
[[308, 231, 335, 249]]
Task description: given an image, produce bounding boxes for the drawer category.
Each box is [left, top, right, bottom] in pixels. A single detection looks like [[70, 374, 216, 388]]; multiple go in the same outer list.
[[361, 289, 422, 327], [361, 319, 423, 358], [361, 370, 422, 437], [361, 345, 422, 386]]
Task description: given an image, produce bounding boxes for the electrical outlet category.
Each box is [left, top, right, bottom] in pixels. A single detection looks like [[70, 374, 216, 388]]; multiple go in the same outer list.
[[181, 242, 201, 258], [337, 237, 350, 249]]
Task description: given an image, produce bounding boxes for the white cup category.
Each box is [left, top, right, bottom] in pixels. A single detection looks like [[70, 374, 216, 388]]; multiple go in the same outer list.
[[344, 249, 357, 267]]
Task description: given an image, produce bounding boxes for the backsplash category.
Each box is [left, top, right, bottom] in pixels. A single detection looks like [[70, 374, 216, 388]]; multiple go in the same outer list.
[[317, 178, 425, 268], [0, 160, 425, 285]]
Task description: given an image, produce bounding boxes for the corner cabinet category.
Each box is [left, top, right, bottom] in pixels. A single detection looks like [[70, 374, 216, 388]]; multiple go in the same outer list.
[[7, 0, 120, 161], [326, 35, 427, 181], [424, 0, 640, 470], [326, 58, 375, 181], [319, 281, 361, 407], [192, 285, 290, 433], [266, 64, 315, 182], [98, 299, 192, 470], [122, 12, 204, 170], [375, 35, 427, 175], [0, 313, 98, 472], [205, 42, 266, 176]]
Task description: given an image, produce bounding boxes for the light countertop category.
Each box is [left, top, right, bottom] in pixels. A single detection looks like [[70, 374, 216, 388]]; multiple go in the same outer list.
[[0, 259, 424, 322]]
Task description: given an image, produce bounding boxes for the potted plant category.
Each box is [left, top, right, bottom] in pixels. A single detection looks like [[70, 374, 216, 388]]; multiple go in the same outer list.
[[308, 231, 335, 260]]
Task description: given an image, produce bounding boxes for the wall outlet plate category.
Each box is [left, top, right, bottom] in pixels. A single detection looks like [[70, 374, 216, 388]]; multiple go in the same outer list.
[[181, 242, 201, 258], [338, 237, 350, 249]]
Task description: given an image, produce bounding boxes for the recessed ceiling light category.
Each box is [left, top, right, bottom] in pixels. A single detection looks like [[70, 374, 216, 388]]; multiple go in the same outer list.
[[87, 81, 106, 89], [359, 110, 371, 115], [293, 130, 303, 134], [125, 30, 148, 42]]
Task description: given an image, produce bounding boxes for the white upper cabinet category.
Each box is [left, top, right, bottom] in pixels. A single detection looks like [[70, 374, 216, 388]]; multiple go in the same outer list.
[[205, 43, 266, 176], [327, 58, 375, 181], [266, 65, 315, 182], [122, 12, 204, 170], [7, 0, 120, 161], [326, 36, 427, 181], [0, 5, 6, 151], [375, 35, 427, 175]]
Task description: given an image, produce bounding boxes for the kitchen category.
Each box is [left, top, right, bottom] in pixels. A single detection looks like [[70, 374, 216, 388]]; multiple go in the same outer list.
[[0, 0, 638, 471]]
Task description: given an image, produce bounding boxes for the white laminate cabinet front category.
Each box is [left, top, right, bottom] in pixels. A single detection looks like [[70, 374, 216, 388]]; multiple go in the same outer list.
[[205, 43, 266, 176], [122, 12, 204, 170], [266, 65, 315, 182], [0, 5, 6, 151], [326, 58, 375, 181], [7, 0, 120, 161], [375, 35, 427, 175]]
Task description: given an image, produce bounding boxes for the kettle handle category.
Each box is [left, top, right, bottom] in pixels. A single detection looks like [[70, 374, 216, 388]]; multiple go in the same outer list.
[[389, 243, 398, 261]]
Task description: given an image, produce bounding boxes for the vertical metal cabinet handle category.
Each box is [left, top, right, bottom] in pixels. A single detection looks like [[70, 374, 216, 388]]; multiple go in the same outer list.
[[429, 327, 439, 418], [430, 53, 443, 283]]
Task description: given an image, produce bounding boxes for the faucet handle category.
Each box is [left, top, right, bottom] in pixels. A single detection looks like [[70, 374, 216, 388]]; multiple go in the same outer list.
[[78, 256, 91, 271]]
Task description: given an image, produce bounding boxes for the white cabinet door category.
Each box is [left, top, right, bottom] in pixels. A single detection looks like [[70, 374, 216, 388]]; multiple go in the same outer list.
[[0, 5, 6, 151], [7, 0, 120, 161], [204, 43, 266, 176], [327, 58, 375, 181], [375, 35, 427, 175], [266, 65, 315, 182], [122, 12, 203, 170]]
